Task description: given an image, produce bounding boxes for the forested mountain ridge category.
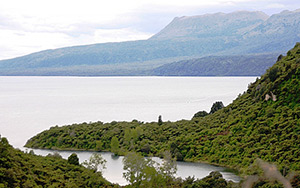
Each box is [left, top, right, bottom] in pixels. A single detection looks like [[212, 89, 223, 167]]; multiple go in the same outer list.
[[1, 10, 300, 76], [26, 41, 300, 184], [150, 53, 277, 76]]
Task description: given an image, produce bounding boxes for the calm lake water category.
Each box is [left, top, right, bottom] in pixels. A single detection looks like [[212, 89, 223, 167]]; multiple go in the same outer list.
[[32, 149, 240, 185], [0, 76, 256, 184]]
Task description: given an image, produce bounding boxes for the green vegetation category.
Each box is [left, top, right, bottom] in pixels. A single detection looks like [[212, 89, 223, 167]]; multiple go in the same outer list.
[[25, 44, 300, 186], [193, 111, 208, 118], [0, 136, 116, 188], [82, 153, 107, 173], [121, 151, 239, 188], [158, 115, 163, 126], [111, 136, 120, 155], [122, 151, 177, 187], [209, 101, 224, 114], [67, 153, 79, 165], [0, 135, 238, 188]]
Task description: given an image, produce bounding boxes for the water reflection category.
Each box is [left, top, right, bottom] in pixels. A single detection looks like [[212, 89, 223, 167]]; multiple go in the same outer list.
[[29, 148, 240, 185]]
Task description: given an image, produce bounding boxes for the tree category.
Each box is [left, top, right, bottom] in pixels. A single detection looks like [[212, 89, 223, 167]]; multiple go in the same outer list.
[[123, 151, 178, 187], [209, 101, 224, 114], [123, 152, 165, 187], [158, 115, 163, 125], [141, 163, 165, 188], [136, 126, 143, 138], [170, 141, 184, 161], [277, 54, 283, 62], [202, 171, 227, 188], [0, 136, 10, 158], [193, 110, 208, 118], [110, 136, 119, 155], [131, 129, 138, 143], [124, 128, 132, 145], [95, 140, 103, 151], [68, 153, 79, 165], [82, 153, 107, 173], [159, 151, 177, 180], [123, 152, 148, 186], [47, 152, 62, 159], [268, 66, 279, 82]]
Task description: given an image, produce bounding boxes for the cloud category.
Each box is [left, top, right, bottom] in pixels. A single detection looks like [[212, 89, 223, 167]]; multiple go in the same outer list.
[[1, 0, 300, 60], [266, 3, 286, 9], [0, 29, 73, 60], [93, 28, 153, 43]]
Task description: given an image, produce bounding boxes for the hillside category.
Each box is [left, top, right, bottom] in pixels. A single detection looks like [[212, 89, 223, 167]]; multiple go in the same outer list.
[[25, 41, 300, 182], [150, 53, 277, 76], [150, 11, 268, 40], [0, 136, 115, 188], [1, 10, 300, 76]]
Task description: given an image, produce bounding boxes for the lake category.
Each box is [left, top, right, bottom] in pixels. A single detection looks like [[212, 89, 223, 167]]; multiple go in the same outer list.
[[31, 149, 241, 185], [0, 76, 256, 184]]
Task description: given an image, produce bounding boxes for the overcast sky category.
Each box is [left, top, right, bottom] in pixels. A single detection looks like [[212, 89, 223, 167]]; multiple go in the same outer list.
[[1, 0, 300, 60]]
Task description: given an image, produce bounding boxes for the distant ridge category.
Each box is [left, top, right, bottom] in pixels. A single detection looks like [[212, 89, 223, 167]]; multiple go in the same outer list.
[[1, 10, 300, 76], [150, 53, 278, 76], [150, 11, 269, 40]]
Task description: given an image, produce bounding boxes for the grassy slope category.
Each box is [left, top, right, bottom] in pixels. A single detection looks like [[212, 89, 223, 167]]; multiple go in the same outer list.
[[25, 43, 300, 175], [0, 136, 116, 188]]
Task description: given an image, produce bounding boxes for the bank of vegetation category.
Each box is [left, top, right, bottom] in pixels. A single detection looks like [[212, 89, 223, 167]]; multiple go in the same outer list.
[[0, 136, 116, 188], [1, 135, 244, 188], [24, 44, 300, 187]]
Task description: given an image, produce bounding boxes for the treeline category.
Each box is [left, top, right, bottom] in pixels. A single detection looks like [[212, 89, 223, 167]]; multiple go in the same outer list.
[[0, 136, 241, 188], [2, 134, 300, 187], [25, 44, 300, 187]]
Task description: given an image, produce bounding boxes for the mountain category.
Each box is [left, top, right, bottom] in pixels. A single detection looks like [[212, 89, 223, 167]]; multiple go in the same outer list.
[[1, 10, 300, 76], [150, 53, 278, 76], [150, 11, 269, 40], [25, 42, 300, 181]]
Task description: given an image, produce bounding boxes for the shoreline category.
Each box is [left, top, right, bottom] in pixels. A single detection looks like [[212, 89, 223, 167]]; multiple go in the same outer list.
[[25, 146, 242, 180]]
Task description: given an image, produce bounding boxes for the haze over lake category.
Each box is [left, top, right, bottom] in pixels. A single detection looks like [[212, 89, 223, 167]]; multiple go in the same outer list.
[[0, 76, 256, 148]]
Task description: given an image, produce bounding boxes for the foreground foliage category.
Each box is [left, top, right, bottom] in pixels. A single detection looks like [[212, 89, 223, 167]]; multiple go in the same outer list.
[[25, 44, 300, 186], [82, 153, 107, 173], [0, 136, 115, 188], [122, 151, 177, 188]]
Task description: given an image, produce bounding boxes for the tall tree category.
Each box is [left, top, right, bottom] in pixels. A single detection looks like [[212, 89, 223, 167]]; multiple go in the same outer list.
[[110, 136, 119, 155], [158, 115, 163, 125], [209, 101, 224, 114], [123, 152, 177, 187], [159, 151, 177, 179], [82, 153, 107, 174], [124, 128, 132, 145], [67, 153, 79, 165]]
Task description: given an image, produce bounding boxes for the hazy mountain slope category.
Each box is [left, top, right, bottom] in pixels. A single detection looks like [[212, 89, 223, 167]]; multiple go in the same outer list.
[[1, 10, 300, 76], [150, 53, 278, 76], [150, 11, 268, 40], [242, 9, 300, 53], [0, 39, 240, 75]]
